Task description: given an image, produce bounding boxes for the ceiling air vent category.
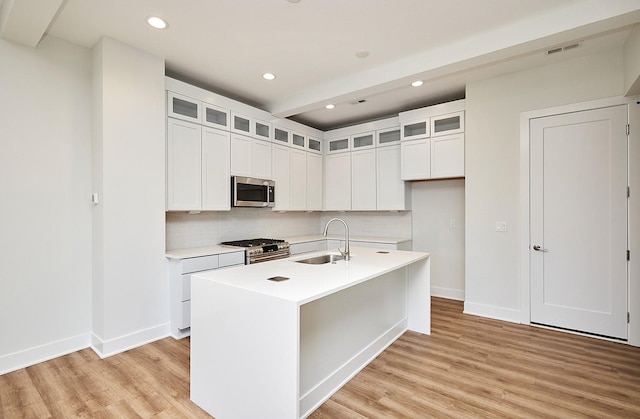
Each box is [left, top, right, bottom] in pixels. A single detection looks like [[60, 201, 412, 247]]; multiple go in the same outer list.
[[546, 42, 582, 56], [351, 99, 367, 105]]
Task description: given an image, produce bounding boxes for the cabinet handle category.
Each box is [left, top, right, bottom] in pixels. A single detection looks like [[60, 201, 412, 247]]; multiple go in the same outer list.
[[532, 245, 547, 252]]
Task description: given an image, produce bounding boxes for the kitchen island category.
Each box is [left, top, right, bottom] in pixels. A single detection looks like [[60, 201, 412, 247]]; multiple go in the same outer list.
[[190, 246, 430, 419]]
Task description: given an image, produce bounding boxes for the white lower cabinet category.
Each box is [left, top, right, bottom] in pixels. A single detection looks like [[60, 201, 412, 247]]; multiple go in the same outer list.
[[306, 152, 323, 210], [167, 118, 230, 211], [377, 144, 410, 210], [168, 250, 245, 338], [351, 149, 377, 210], [324, 152, 351, 210], [271, 143, 291, 210]]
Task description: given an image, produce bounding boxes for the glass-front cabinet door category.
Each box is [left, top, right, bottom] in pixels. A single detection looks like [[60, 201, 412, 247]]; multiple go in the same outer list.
[[231, 112, 252, 136], [377, 127, 401, 147], [202, 103, 229, 131], [351, 131, 375, 150], [307, 137, 322, 154], [291, 132, 306, 149], [273, 127, 290, 145], [168, 92, 201, 124], [254, 119, 272, 141], [431, 111, 464, 137], [401, 119, 429, 140], [327, 137, 350, 154]]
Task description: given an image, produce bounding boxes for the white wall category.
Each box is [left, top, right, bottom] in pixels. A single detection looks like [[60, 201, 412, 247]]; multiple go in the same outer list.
[[624, 24, 640, 96], [0, 36, 92, 373], [91, 37, 166, 357], [166, 210, 321, 250], [411, 180, 465, 300], [465, 48, 625, 321]]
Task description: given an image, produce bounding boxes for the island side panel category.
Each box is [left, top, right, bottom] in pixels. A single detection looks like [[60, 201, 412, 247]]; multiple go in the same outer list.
[[191, 275, 299, 419], [407, 256, 431, 334], [299, 268, 408, 416]]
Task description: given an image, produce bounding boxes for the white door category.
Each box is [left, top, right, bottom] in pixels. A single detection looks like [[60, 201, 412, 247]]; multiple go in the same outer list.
[[530, 105, 628, 339]]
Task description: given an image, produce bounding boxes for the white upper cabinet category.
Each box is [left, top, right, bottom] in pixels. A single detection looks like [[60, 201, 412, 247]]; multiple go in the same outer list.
[[271, 143, 291, 210], [230, 133, 253, 177], [401, 137, 431, 180], [168, 92, 201, 124], [290, 148, 307, 210], [431, 111, 464, 137], [324, 152, 351, 210], [400, 99, 465, 180], [252, 137, 272, 179], [231, 112, 253, 136], [351, 149, 377, 210], [202, 103, 230, 131], [167, 118, 230, 211], [306, 152, 323, 210], [254, 119, 272, 141], [202, 126, 231, 210], [377, 144, 410, 210], [167, 119, 202, 210], [431, 133, 464, 178], [351, 131, 375, 150]]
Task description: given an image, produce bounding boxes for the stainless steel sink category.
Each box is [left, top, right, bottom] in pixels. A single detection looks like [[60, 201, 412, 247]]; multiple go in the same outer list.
[[293, 254, 343, 265]]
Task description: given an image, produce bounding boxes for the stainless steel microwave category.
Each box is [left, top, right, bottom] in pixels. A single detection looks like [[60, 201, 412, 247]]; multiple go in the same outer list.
[[232, 176, 275, 208]]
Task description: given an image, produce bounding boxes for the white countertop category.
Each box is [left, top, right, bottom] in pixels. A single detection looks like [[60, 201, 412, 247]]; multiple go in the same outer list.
[[165, 245, 245, 260], [192, 246, 429, 305], [285, 234, 412, 245]]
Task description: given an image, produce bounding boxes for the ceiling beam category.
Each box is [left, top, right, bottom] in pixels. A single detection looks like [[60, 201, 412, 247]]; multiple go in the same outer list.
[[0, 0, 64, 47]]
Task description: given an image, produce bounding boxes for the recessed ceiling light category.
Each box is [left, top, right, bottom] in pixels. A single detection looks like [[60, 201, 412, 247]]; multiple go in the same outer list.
[[262, 73, 276, 80], [287, 0, 301, 3], [325, 104, 335, 109], [355, 50, 370, 59], [147, 16, 168, 29], [411, 80, 424, 87]]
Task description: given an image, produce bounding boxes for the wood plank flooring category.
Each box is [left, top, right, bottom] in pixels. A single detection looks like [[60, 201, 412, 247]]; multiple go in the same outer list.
[[2, 298, 640, 418]]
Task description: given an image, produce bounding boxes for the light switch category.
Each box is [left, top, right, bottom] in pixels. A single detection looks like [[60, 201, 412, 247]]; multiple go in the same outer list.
[[449, 219, 456, 228], [496, 222, 507, 232], [91, 193, 99, 204]]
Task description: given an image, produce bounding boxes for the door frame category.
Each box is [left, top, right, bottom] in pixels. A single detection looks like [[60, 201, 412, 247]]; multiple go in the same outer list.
[[519, 96, 636, 343]]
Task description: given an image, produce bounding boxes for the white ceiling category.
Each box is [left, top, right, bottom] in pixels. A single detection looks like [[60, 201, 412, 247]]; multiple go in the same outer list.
[[2, 0, 640, 130]]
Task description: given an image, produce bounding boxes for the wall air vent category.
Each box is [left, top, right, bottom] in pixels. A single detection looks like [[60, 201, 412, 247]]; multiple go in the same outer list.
[[546, 42, 582, 56]]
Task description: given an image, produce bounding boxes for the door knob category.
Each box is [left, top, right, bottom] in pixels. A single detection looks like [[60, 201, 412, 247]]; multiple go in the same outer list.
[[532, 245, 547, 252]]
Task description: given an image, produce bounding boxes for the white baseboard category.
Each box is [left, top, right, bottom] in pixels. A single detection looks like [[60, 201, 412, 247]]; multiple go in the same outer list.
[[0, 333, 90, 375], [91, 322, 170, 359], [463, 301, 521, 324], [431, 286, 465, 301]]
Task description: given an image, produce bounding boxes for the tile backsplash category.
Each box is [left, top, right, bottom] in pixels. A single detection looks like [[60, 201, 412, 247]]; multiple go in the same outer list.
[[166, 210, 412, 250]]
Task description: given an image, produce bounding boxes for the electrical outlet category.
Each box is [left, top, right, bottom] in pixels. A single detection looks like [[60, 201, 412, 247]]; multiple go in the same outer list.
[[496, 222, 507, 232]]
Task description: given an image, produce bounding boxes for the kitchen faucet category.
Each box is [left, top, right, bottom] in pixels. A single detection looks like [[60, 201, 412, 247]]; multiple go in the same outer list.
[[322, 217, 350, 261]]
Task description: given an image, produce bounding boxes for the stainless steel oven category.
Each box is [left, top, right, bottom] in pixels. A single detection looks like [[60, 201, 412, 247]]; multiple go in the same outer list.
[[220, 238, 290, 264]]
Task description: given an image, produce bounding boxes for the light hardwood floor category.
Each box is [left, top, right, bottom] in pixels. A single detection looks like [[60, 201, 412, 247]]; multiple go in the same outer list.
[[2, 298, 640, 418]]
